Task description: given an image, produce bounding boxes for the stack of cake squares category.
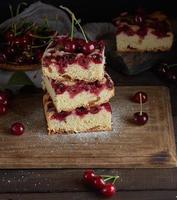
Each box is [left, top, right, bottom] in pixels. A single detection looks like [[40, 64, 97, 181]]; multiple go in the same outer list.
[[42, 35, 115, 134]]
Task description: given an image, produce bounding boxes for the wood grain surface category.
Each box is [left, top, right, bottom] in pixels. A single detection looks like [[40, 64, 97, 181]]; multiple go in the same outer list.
[[0, 86, 176, 168], [0, 63, 41, 71], [1, 191, 177, 200]]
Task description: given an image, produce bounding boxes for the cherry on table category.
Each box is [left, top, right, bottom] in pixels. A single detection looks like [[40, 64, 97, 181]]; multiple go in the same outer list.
[[83, 169, 95, 183], [101, 183, 116, 197], [10, 122, 25, 136], [92, 176, 105, 189], [158, 63, 169, 75], [166, 69, 177, 82], [132, 91, 148, 103], [0, 92, 8, 105], [0, 104, 7, 115], [133, 112, 148, 125], [0, 53, 6, 63]]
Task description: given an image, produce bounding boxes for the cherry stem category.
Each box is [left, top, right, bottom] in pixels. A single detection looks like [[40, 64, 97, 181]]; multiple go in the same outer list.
[[112, 176, 119, 184], [60, 5, 88, 42], [44, 16, 49, 28], [101, 175, 119, 184], [9, 4, 15, 34], [140, 93, 142, 115], [71, 14, 74, 40], [16, 2, 27, 16], [30, 34, 52, 39], [31, 31, 57, 49]]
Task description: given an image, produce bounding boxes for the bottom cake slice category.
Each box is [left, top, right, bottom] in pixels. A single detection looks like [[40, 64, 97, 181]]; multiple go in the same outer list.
[[43, 93, 112, 134]]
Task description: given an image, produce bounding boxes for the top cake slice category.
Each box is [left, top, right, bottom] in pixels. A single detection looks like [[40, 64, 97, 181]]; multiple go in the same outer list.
[[42, 36, 105, 82], [115, 11, 174, 52]]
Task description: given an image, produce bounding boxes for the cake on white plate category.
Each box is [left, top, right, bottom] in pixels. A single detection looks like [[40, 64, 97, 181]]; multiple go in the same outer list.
[[115, 11, 174, 52], [43, 73, 114, 112], [42, 35, 105, 82], [43, 93, 112, 134]]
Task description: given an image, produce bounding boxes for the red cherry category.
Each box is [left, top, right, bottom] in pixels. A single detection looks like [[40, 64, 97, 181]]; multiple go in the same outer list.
[[166, 69, 177, 82], [158, 63, 168, 75], [92, 176, 105, 189], [5, 31, 15, 42], [101, 183, 116, 197], [75, 38, 85, 52], [0, 53, 6, 63], [134, 14, 144, 25], [132, 91, 148, 103], [0, 92, 8, 105], [82, 42, 95, 54], [0, 104, 7, 115], [10, 122, 25, 136], [133, 112, 148, 125], [5, 46, 15, 57], [83, 169, 95, 183], [64, 39, 76, 53], [15, 55, 26, 65]]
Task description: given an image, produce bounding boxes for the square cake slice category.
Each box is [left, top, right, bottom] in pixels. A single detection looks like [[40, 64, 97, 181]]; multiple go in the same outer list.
[[43, 93, 112, 134], [42, 36, 105, 82], [115, 11, 174, 52], [43, 73, 114, 112]]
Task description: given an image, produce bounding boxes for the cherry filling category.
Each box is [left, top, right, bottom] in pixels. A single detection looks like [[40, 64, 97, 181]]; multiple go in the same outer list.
[[51, 111, 72, 121], [75, 107, 89, 116], [51, 103, 111, 121], [51, 75, 114, 98], [117, 15, 170, 38], [43, 36, 104, 73], [102, 103, 112, 112]]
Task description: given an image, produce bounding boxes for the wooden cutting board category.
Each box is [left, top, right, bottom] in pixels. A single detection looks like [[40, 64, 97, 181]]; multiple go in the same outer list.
[[0, 86, 176, 168]]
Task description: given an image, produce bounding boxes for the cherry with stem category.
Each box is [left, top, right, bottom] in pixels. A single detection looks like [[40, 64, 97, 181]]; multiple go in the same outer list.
[[60, 5, 88, 42], [133, 93, 148, 125]]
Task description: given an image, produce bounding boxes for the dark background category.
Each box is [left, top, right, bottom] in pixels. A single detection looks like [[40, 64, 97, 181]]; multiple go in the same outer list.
[[0, 0, 177, 24]]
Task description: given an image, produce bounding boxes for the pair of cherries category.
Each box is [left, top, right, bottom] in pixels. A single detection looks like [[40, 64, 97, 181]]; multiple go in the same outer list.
[[131, 91, 148, 125], [83, 169, 119, 197], [0, 90, 25, 136]]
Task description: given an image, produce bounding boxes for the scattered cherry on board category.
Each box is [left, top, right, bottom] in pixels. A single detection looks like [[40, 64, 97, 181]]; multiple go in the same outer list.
[[83, 169, 119, 197], [132, 91, 148, 103], [133, 92, 148, 125], [10, 122, 25, 136]]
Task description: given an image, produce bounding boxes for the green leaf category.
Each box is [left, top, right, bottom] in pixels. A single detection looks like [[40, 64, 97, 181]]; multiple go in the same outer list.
[[8, 72, 34, 86]]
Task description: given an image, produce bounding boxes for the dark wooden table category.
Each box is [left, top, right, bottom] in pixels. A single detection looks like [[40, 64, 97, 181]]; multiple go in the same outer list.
[[0, 67, 177, 200]]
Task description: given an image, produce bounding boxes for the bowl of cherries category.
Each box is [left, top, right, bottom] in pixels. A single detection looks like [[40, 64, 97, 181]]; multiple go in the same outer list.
[[0, 22, 56, 71]]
